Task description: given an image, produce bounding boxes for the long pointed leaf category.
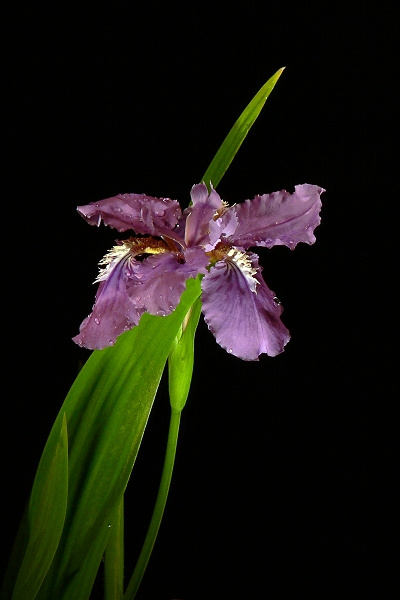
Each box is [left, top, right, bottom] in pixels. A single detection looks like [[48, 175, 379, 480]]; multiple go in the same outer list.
[[11, 278, 201, 600], [10, 413, 68, 600], [202, 67, 284, 189]]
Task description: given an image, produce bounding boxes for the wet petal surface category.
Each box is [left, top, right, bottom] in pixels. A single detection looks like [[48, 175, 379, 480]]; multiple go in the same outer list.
[[185, 184, 224, 247], [73, 249, 141, 349], [228, 184, 324, 250], [77, 194, 182, 235], [201, 252, 290, 360], [127, 249, 208, 316]]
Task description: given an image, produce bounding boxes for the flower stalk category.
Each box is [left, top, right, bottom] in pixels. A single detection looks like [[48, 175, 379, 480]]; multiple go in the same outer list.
[[123, 408, 182, 600]]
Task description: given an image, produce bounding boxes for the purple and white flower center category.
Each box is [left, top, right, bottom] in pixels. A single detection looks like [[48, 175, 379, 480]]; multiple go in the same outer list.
[[207, 245, 258, 292]]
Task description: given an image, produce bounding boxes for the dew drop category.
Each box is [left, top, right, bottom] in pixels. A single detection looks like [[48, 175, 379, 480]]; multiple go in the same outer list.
[[273, 296, 281, 306], [228, 348, 233, 354], [94, 317, 100, 325]]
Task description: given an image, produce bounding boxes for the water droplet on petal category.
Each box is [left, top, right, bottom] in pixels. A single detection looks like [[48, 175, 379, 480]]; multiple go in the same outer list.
[[94, 317, 100, 325], [228, 348, 233, 353]]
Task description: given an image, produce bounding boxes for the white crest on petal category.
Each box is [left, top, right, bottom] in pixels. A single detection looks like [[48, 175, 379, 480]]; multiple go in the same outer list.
[[94, 242, 133, 283], [226, 248, 258, 293]]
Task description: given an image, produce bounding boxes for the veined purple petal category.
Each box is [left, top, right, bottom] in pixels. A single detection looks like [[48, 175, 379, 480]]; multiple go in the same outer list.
[[228, 184, 324, 250], [207, 209, 239, 249], [190, 182, 222, 208], [73, 247, 141, 349], [77, 193, 182, 236], [201, 252, 290, 360], [185, 183, 224, 247], [127, 248, 208, 317]]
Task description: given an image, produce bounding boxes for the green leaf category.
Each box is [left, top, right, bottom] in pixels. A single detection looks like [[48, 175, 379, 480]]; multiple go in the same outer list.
[[9, 278, 201, 600], [202, 67, 285, 189], [104, 495, 124, 600], [10, 413, 68, 600]]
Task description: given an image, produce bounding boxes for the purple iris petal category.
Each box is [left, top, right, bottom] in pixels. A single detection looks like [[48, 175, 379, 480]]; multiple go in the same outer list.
[[72, 249, 141, 349], [201, 252, 290, 360], [184, 183, 224, 247], [227, 184, 324, 250], [127, 248, 209, 317], [207, 209, 239, 249], [77, 193, 182, 236]]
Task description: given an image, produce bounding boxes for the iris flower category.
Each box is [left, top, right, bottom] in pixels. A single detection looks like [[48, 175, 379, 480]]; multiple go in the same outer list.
[[73, 183, 323, 360]]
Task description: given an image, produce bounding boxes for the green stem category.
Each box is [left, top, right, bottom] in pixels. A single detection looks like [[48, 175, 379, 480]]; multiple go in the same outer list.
[[123, 408, 181, 600], [104, 495, 124, 600]]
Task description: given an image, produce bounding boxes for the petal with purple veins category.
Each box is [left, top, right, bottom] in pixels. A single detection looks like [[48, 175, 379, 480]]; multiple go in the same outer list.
[[73, 248, 141, 350], [77, 193, 182, 236], [201, 252, 290, 360], [207, 208, 239, 250], [127, 248, 208, 317], [185, 183, 224, 247], [228, 184, 324, 250]]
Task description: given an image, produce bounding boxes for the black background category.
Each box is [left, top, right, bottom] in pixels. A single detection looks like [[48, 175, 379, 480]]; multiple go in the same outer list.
[[2, 2, 371, 599]]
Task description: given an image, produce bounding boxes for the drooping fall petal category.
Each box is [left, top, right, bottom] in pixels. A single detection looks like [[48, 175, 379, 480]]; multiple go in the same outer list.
[[126, 249, 209, 317], [201, 252, 290, 360], [73, 247, 142, 349]]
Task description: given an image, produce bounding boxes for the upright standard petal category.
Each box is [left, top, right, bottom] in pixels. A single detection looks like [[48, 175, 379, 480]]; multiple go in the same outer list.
[[73, 246, 141, 349], [201, 252, 290, 360], [184, 183, 224, 248], [227, 184, 324, 250], [77, 193, 182, 235]]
